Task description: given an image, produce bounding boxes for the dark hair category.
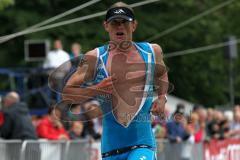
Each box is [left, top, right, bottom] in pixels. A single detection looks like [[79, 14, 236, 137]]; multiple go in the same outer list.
[[176, 103, 185, 110], [48, 104, 61, 114], [193, 104, 203, 111]]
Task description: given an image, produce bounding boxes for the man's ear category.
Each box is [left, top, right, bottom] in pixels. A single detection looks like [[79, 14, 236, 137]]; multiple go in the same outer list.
[[103, 21, 109, 32], [132, 20, 138, 32]]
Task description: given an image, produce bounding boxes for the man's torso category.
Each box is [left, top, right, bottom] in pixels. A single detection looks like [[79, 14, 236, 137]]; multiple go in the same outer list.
[[106, 46, 146, 125]]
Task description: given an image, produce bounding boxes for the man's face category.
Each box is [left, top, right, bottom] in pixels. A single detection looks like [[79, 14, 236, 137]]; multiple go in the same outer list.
[[71, 45, 80, 56], [174, 113, 184, 123], [54, 40, 62, 50], [72, 122, 84, 136], [104, 18, 137, 43], [2, 98, 11, 108]]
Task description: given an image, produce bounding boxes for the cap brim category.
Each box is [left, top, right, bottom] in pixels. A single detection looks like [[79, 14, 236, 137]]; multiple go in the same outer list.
[[174, 111, 184, 115], [106, 15, 133, 22]]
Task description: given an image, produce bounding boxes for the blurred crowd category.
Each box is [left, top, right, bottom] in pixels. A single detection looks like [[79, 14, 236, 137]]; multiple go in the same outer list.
[[0, 91, 102, 142], [1, 91, 240, 144], [152, 103, 240, 143]]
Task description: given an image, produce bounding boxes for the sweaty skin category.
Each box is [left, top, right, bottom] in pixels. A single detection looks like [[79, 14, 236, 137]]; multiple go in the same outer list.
[[106, 45, 146, 125]]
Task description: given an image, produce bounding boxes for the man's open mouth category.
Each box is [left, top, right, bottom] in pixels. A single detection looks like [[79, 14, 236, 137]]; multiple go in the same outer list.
[[116, 32, 124, 36]]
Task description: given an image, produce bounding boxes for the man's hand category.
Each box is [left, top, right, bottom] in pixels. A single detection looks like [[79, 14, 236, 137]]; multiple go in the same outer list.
[[150, 97, 166, 117], [54, 120, 63, 129], [93, 75, 117, 94]]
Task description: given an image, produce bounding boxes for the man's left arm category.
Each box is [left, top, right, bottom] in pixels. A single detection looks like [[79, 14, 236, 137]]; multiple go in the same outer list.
[[150, 43, 168, 116]]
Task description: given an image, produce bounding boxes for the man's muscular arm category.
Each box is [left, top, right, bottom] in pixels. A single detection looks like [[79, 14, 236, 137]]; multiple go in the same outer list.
[[150, 43, 168, 116], [62, 49, 115, 104]]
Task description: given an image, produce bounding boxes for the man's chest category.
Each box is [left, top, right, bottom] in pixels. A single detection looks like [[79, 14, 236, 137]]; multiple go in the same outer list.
[[106, 51, 146, 81]]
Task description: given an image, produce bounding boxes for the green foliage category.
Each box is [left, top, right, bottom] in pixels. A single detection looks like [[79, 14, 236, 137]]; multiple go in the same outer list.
[[0, 0, 14, 11], [0, 0, 239, 106]]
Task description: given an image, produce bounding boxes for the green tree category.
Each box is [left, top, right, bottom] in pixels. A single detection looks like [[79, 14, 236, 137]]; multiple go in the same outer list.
[[0, 0, 14, 11]]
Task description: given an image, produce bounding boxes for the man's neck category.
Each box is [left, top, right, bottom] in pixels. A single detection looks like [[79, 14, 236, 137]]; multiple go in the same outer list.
[[109, 41, 135, 54]]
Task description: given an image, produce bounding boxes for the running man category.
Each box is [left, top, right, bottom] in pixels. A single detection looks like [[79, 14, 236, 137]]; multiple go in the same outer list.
[[62, 2, 169, 160]]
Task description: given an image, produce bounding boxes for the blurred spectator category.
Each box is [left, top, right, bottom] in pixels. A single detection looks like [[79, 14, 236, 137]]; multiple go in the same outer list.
[[68, 104, 85, 121], [83, 100, 102, 120], [207, 108, 214, 123], [36, 105, 69, 140], [207, 110, 222, 139], [193, 104, 203, 113], [61, 104, 86, 130], [196, 107, 207, 124], [44, 39, 71, 101], [31, 115, 43, 128], [43, 39, 70, 68], [218, 118, 231, 139], [70, 42, 83, 67], [166, 104, 190, 143], [234, 105, 240, 113], [224, 110, 233, 122], [195, 107, 207, 142], [186, 113, 198, 143], [229, 108, 240, 138], [69, 42, 82, 59], [0, 91, 37, 140], [92, 117, 103, 137], [177, 103, 185, 113], [62, 104, 86, 126], [207, 110, 231, 140], [81, 100, 102, 140], [69, 121, 85, 139]]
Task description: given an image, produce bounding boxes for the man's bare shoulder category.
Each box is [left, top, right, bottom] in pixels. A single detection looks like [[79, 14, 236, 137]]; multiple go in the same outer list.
[[151, 43, 163, 55], [85, 49, 98, 57], [150, 43, 163, 62], [80, 49, 98, 66]]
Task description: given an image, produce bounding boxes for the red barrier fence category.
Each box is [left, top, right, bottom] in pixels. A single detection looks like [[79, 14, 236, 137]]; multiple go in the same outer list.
[[204, 139, 240, 160]]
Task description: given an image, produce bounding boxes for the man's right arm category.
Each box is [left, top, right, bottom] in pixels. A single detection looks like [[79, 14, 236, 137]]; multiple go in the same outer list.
[[62, 49, 115, 104]]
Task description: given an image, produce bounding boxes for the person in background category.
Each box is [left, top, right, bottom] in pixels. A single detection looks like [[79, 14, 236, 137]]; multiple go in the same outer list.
[[166, 104, 190, 143], [186, 112, 206, 143], [44, 39, 71, 101], [69, 42, 82, 67], [69, 42, 82, 59], [61, 104, 86, 130], [69, 121, 85, 139], [206, 108, 214, 124], [82, 100, 102, 140], [0, 91, 37, 140], [186, 112, 199, 143], [31, 115, 43, 128], [234, 105, 240, 113], [207, 110, 231, 140], [43, 39, 70, 69], [195, 107, 207, 142], [36, 105, 69, 140], [229, 107, 240, 138]]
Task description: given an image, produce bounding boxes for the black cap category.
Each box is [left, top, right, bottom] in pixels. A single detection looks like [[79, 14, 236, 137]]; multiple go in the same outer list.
[[174, 103, 185, 115], [105, 7, 135, 22], [174, 108, 185, 115]]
